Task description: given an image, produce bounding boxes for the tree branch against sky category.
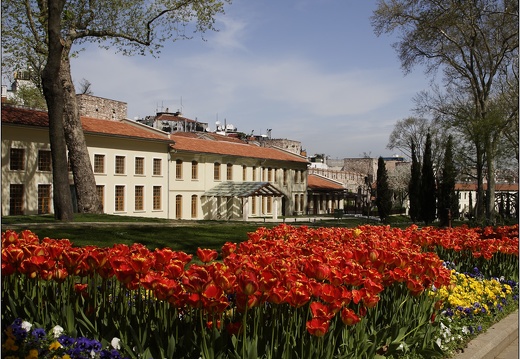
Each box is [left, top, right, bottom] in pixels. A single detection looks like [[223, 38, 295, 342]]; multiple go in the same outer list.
[[2, 0, 231, 219], [372, 0, 518, 222]]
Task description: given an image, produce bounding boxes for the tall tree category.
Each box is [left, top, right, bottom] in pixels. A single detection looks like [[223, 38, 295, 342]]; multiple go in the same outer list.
[[408, 140, 421, 222], [42, 0, 74, 221], [375, 157, 393, 223], [437, 136, 459, 227], [387, 117, 429, 163], [2, 0, 230, 217], [420, 133, 436, 225], [372, 0, 519, 223]]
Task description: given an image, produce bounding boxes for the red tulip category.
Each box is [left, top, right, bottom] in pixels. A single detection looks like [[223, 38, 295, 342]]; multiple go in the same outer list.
[[306, 317, 330, 337], [341, 308, 360, 325], [197, 248, 218, 263]]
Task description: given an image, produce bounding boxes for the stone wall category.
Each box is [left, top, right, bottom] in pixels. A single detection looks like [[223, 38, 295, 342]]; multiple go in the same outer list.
[[76, 94, 127, 120], [264, 138, 302, 155]]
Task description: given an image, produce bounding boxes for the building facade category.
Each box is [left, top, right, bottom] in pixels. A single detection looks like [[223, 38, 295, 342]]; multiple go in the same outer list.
[[2, 105, 309, 221]]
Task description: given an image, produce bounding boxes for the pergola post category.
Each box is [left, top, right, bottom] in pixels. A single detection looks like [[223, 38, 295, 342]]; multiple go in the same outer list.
[[242, 197, 249, 221]]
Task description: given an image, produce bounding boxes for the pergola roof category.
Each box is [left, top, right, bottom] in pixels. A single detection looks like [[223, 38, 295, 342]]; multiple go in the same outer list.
[[203, 181, 285, 198]]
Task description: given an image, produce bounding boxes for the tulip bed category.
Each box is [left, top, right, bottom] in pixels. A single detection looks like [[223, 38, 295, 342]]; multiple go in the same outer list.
[[1, 224, 518, 359]]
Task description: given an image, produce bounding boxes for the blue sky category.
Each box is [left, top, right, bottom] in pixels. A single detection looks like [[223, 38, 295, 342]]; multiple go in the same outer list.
[[71, 0, 431, 159]]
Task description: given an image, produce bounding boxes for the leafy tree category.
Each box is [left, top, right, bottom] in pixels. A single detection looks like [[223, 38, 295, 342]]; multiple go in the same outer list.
[[376, 157, 393, 222], [372, 0, 518, 223], [408, 140, 421, 223], [420, 133, 436, 225], [5, 85, 47, 110], [438, 136, 459, 227], [2, 0, 230, 219]]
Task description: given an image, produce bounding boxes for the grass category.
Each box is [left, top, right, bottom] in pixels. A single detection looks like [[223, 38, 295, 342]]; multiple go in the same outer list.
[[2, 213, 376, 253]]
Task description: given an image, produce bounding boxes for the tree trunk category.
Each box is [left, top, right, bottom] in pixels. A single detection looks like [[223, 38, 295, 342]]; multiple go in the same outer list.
[[485, 137, 497, 224], [474, 145, 485, 222], [60, 52, 102, 213], [41, 0, 73, 221]]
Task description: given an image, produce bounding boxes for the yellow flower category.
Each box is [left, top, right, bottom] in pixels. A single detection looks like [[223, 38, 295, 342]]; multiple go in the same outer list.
[[49, 340, 62, 350], [25, 348, 38, 359], [2, 337, 19, 351], [62, 355, 71, 359]]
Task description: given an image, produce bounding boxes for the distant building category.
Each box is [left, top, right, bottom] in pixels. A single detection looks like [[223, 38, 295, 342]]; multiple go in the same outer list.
[[456, 182, 518, 219]]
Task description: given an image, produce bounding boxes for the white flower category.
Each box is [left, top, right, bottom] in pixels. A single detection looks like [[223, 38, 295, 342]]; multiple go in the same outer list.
[[111, 337, 121, 350], [52, 325, 64, 338], [90, 349, 96, 358], [21, 321, 32, 332], [462, 326, 469, 335]]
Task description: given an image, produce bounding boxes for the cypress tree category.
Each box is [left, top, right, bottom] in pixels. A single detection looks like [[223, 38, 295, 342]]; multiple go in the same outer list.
[[408, 140, 421, 222], [438, 136, 459, 227], [376, 157, 393, 222], [421, 133, 437, 225]]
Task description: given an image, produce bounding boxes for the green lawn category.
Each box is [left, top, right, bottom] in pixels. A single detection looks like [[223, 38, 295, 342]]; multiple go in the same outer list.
[[2, 214, 376, 254], [4, 213, 506, 255]]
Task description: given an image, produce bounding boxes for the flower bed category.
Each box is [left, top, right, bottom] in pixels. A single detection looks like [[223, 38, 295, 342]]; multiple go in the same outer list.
[[2, 224, 518, 359]]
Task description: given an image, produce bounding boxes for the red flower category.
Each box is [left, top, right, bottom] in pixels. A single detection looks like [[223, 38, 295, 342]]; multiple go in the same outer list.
[[341, 308, 360, 326], [197, 248, 218, 263], [310, 301, 334, 319], [306, 317, 330, 337], [237, 271, 259, 295], [221, 242, 237, 258]]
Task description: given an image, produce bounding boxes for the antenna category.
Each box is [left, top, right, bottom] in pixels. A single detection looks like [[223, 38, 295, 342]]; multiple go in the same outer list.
[[180, 96, 183, 113]]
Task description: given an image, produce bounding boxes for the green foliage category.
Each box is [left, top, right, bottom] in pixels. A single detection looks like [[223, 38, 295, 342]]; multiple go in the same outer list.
[[421, 133, 436, 225], [437, 136, 459, 227], [409, 141, 422, 223], [376, 157, 393, 223]]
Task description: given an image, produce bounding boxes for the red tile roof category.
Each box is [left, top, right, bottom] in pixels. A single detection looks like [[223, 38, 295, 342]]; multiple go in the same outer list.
[[2, 105, 171, 142], [170, 132, 308, 163], [308, 174, 345, 190]]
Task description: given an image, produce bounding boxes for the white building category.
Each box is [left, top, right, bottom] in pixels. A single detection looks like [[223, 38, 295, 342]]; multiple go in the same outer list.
[[1, 104, 309, 221]]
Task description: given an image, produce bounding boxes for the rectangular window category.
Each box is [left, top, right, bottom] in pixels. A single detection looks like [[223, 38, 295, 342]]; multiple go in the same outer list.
[[38, 184, 51, 214], [176, 195, 182, 219], [115, 185, 125, 211], [191, 195, 197, 218], [115, 156, 125, 174], [252, 166, 257, 181], [267, 196, 272, 213], [301, 170, 305, 183], [242, 165, 247, 181], [135, 186, 144, 211], [176, 159, 183, 179], [214, 163, 221, 181], [268, 168, 273, 182], [96, 185, 105, 212], [283, 169, 288, 185], [192, 161, 198, 180], [300, 194, 305, 214], [153, 186, 161, 210], [153, 158, 162, 176], [252, 196, 257, 215], [38, 150, 52, 172], [227, 164, 233, 181], [10, 148, 25, 171], [94, 154, 105, 174], [135, 157, 144, 175], [295, 170, 300, 183], [9, 184, 24, 215]]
